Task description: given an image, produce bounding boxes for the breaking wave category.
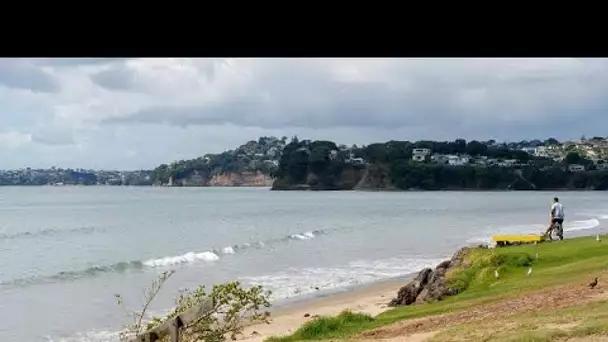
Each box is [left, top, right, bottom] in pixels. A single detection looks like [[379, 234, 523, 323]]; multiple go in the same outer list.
[[564, 218, 600, 232], [288, 231, 316, 240], [242, 256, 446, 302], [0, 229, 327, 289], [467, 217, 602, 246], [45, 329, 121, 342], [0, 226, 102, 240]]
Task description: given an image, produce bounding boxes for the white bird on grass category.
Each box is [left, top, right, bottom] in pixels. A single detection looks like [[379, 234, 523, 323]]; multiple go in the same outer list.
[[494, 270, 500, 279], [527, 267, 532, 276]]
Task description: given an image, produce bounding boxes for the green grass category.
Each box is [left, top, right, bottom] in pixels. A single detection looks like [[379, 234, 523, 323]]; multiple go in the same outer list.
[[429, 299, 608, 342], [265, 236, 608, 341]]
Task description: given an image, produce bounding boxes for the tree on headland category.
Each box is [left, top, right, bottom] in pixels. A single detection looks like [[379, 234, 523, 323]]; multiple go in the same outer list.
[[565, 152, 591, 165], [544, 138, 560, 146]]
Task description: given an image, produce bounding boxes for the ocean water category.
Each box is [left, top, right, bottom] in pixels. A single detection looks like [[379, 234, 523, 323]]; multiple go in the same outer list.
[[0, 187, 606, 342]]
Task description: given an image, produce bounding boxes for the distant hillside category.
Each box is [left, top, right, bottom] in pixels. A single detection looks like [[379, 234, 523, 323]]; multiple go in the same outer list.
[[271, 137, 608, 191], [151, 136, 287, 186]]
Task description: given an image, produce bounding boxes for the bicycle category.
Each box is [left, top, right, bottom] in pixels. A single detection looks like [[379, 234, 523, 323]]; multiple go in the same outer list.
[[546, 220, 564, 241]]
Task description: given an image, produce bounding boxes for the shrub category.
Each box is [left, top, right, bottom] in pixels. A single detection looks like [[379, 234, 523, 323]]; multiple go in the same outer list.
[[446, 248, 534, 293], [115, 272, 272, 342], [268, 310, 374, 341]]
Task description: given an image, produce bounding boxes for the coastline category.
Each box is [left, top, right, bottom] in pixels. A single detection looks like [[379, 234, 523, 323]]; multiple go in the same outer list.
[[237, 277, 410, 342]]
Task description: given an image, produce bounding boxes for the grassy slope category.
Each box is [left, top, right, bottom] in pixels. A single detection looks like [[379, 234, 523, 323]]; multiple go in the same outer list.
[[266, 236, 608, 342]]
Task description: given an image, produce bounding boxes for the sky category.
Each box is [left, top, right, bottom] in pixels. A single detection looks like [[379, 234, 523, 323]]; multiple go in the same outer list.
[[0, 58, 607, 170]]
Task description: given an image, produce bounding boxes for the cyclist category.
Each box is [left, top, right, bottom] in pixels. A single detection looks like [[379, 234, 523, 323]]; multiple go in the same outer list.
[[544, 197, 564, 240]]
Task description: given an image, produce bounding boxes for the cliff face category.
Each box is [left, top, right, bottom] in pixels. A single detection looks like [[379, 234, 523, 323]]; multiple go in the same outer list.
[[174, 171, 273, 187], [354, 164, 396, 190], [208, 171, 273, 187], [271, 163, 608, 191], [271, 165, 366, 190]]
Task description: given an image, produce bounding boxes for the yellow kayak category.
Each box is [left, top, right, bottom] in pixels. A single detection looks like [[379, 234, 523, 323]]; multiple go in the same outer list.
[[492, 234, 546, 246]]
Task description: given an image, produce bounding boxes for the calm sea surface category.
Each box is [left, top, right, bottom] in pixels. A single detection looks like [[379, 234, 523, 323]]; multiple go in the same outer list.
[[0, 187, 606, 342]]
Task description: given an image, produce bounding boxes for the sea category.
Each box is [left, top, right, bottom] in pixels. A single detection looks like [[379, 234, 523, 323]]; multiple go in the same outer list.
[[0, 187, 606, 342]]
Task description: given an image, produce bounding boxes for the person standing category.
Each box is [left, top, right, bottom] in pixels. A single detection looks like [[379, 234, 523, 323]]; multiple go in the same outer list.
[[545, 197, 564, 240]]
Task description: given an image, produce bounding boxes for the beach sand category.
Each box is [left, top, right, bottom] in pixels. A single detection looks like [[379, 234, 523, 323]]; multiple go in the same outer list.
[[237, 278, 408, 342]]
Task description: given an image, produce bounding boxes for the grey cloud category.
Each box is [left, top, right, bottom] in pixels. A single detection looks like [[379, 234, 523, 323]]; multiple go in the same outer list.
[[33, 58, 131, 67], [0, 61, 60, 93], [110, 59, 607, 131], [6, 58, 608, 170], [90, 64, 138, 91], [31, 129, 76, 146]]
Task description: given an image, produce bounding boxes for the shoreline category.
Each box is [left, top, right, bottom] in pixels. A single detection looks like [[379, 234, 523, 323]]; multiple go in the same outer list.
[[238, 276, 411, 342], [234, 231, 605, 342], [2, 184, 606, 191]]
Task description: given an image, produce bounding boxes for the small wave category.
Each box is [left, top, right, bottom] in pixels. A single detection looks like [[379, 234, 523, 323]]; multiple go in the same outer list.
[[241, 256, 445, 302], [1, 229, 329, 289], [0, 226, 102, 240], [468, 218, 602, 246], [143, 251, 220, 267], [564, 218, 600, 232], [1, 261, 144, 288], [45, 329, 121, 342], [289, 231, 316, 240], [221, 246, 236, 254]]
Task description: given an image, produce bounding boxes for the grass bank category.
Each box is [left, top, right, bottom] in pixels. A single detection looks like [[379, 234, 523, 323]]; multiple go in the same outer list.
[[266, 235, 608, 341]]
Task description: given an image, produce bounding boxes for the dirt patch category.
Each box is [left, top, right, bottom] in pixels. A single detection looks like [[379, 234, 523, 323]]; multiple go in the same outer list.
[[350, 331, 440, 341], [358, 283, 605, 340], [543, 322, 580, 331]]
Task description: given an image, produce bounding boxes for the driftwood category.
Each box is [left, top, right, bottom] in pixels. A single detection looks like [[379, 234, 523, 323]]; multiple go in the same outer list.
[[129, 298, 214, 342]]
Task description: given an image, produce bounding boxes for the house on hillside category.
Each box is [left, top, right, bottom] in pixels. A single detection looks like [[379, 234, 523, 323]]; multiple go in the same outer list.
[[534, 146, 549, 158], [521, 147, 537, 155], [597, 163, 608, 171], [349, 157, 365, 165], [431, 154, 449, 164], [568, 164, 585, 172], [447, 155, 470, 166], [412, 148, 431, 162]]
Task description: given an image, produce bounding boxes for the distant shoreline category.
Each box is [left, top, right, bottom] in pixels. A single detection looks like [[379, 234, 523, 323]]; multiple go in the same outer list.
[[1, 184, 606, 192]]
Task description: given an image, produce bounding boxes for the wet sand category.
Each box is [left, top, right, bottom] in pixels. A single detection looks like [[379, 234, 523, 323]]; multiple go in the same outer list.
[[238, 277, 409, 341]]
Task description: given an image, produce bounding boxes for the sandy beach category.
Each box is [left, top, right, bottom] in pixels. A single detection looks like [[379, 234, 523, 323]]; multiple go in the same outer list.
[[238, 278, 409, 342]]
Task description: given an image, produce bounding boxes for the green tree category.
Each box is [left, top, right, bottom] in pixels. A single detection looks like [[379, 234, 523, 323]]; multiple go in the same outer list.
[[565, 152, 584, 165]]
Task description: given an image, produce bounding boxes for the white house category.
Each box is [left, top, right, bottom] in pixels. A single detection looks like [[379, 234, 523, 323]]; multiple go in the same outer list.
[[350, 157, 365, 165], [412, 148, 431, 162], [534, 146, 550, 158], [447, 155, 470, 166], [568, 164, 585, 172], [597, 163, 608, 170], [431, 154, 449, 164], [521, 147, 537, 155]]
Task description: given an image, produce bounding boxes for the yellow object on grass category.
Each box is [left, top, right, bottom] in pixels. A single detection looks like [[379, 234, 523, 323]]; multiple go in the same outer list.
[[492, 234, 546, 246]]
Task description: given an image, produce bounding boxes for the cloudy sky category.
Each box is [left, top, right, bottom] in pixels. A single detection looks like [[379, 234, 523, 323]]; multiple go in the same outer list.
[[0, 58, 607, 170]]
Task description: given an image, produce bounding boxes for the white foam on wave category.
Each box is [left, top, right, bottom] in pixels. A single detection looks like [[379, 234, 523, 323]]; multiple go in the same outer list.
[[289, 231, 315, 240], [564, 218, 600, 232], [467, 218, 602, 246], [143, 250, 220, 267], [241, 256, 445, 302], [222, 246, 236, 255], [45, 329, 121, 342]]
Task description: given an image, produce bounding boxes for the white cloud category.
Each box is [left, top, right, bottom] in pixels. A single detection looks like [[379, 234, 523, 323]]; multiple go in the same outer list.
[[0, 131, 32, 150], [0, 58, 606, 169]]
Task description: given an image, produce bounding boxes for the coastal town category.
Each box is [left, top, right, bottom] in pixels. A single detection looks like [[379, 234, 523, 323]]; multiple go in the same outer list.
[[1, 136, 607, 186], [406, 137, 608, 171]]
